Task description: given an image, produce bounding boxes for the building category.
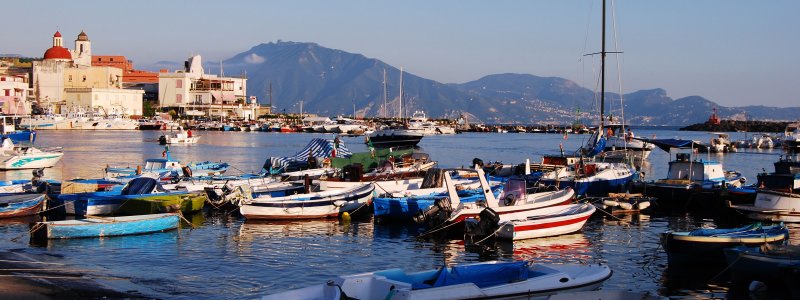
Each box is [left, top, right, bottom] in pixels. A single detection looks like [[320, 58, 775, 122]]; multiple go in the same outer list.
[[31, 31, 144, 116], [158, 55, 260, 120], [92, 55, 159, 102], [0, 59, 31, 115]]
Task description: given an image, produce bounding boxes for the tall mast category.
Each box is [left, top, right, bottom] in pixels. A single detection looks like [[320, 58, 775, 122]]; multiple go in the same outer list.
[[382, 68, 387, 118], [268, 81, 273, 114], [399, 67, 404, 120], [600, 0, 606, 131]]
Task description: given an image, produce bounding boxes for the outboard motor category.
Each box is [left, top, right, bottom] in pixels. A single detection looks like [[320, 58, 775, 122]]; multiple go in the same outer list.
[[464, 207, 501, 244], [414, 196, 453, 227], [158, 135, 168, 145], [472, 158, 484, 168]]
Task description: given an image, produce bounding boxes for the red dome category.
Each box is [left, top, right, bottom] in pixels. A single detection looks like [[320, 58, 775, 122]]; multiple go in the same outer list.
[[43, 46, 72, 60], [54, 31, 62, 37]]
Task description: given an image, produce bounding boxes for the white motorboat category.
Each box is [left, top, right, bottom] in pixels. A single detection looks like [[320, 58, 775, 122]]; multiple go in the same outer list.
[[0, 138, 63, 170], [261, 260, 612, 300], [159, 128, 200, 144], [239, 183, 374, 220]]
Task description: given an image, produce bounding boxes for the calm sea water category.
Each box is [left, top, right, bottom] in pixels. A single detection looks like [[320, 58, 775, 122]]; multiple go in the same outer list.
[[0, 129, 794, 299]]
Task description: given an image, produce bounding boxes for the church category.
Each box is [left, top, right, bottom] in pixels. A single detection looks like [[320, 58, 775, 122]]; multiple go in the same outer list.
[[32, 31, 144, 116]]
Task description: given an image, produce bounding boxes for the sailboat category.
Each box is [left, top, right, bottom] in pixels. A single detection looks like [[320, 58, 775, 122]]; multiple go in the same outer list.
[[366, 67, 424, 148], [535, 0, 637, 196]]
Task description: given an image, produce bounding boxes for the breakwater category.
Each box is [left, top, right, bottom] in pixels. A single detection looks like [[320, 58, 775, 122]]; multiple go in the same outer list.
[[680, 120, 789, 132]]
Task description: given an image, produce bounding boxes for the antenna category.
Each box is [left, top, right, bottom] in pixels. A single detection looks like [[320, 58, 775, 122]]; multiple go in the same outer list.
[[382, 68, 388, 118]]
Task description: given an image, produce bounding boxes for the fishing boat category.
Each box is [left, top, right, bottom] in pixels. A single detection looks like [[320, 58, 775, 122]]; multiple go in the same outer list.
[[31, 213, 179, 240], [728, 153, 800, 222], [105, 147, 228, 179], [660, 223, 789, 265], [55, 177, 206, 216], [262, 260, 612, 300], [464, 203, 595, 242], [158, 127, 199, 145], [536, 158, 636, 197], [366, 127, 425, 149], [782, 122, 800, 152], [263, 138, 353, 175], [0, 193, 46, 218], [0, 138, 64, 170], [602, 123, 654, 159], [239, 183, 374, 220], [641, 144, 745, 212]]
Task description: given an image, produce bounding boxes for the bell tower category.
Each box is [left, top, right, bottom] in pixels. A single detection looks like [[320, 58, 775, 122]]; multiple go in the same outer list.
[[73, 30, 92, 67]]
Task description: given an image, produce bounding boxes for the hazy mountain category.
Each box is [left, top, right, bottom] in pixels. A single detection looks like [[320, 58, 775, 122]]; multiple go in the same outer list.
[[168, 41, 800, 125]]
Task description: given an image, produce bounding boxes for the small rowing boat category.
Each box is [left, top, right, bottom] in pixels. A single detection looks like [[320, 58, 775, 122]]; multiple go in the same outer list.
[[31, 213, 180, 240]]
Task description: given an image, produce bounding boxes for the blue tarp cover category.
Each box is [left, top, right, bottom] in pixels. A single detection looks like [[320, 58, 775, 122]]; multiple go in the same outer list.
[[433, 261, 529, 288], [121, 178, 164, 195], [264, 138, 353, 173]]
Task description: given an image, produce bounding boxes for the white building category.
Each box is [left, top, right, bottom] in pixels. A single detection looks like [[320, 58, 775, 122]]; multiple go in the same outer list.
[[158, 55, 259, 119]]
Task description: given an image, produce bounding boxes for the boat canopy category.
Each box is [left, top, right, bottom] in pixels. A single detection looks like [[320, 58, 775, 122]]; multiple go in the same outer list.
[[636, 138, 707, 152], [264, 138, 352, 174], [121, 177, 166, 195]]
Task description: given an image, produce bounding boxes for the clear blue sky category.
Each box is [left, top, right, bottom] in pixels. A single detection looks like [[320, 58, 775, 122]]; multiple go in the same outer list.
[[2, 0, 797, 107]]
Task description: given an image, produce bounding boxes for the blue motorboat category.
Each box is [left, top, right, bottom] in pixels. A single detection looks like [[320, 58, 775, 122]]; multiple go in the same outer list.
[[31, 213, 180, 240], [373, 184, 503, 220], [661, 223, 789, 265]]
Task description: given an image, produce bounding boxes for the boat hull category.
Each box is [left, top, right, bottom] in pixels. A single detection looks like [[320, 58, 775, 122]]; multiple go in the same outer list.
[[116, 193, 207, 215], [661, 224, 789, 265], [32, 213, 180, 239], [496, 204, 596, 240], [0, 194, 46, 218], [0, 152, 64, 170], [729, 190, 800, 222], [240, 184, 374, 220]]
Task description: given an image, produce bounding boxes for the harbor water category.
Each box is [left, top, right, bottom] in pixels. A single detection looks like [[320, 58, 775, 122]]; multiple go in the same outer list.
[[0, 129, 794, 299]]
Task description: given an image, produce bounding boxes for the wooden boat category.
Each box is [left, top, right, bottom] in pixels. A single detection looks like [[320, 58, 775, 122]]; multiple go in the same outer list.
[[535, 157, 636, 197], [239, 183, 374, 220], [372, 184, 502, 220], [31, 213, 179, 240], [660, 223, 789, 265], [0, 193, 46, 218], [262, 260, 612, 300], [54, 177, 206, 216], [464, 203, 595, 242], [724, 244, 800, 286], [116, 192, 207, 215]]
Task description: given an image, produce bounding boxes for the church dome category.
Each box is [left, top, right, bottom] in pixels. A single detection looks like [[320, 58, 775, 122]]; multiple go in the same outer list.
[[54, 31, 62, 37], [43, 46, 72, 60]]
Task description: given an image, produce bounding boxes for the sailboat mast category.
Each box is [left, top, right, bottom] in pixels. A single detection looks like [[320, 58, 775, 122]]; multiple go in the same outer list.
[[399, 67, 404, 121], [600, 0, 606, 131], [382, 68, 387, 118]]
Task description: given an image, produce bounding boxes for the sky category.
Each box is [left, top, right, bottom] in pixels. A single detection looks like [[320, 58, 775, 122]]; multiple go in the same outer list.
[[1, 0, 798, 108]]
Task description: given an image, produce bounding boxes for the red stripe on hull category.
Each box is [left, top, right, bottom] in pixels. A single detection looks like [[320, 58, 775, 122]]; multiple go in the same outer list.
[[514, 214, 591, 232]]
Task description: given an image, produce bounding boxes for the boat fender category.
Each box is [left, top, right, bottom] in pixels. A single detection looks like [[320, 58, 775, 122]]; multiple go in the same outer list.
[[603, 200, 620, 207], [636, 201, 650, 210], [341, 211, 351, 222], [503, 194, 517, 206], [618, 202, 633, 210]]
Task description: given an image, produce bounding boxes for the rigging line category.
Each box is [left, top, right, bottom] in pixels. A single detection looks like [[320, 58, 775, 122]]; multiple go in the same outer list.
[[610, 0, 627, 136]]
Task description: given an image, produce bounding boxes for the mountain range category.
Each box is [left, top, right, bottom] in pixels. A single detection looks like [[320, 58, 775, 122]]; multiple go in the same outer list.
[[146, 41, 800, 125]]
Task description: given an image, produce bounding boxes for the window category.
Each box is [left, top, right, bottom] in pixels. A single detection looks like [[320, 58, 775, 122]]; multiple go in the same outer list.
[[110, 58, 114, 61], [176, 79, 183, 88], [176, 94, 182, 103], [68, 75, 73, 82], [0, 77, 5, 82], [4, 90, 9, 96], [82, 76, 86, 82]]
